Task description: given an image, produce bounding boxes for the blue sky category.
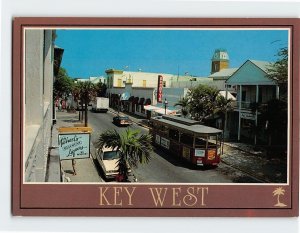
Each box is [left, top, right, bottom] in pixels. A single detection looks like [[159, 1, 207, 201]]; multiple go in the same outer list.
[[55, 29, 288, 79]]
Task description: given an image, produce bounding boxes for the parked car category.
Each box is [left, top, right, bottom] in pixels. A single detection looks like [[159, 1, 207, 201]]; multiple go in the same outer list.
[[96, 147, 131, 180], [113, 115, 133, 126]]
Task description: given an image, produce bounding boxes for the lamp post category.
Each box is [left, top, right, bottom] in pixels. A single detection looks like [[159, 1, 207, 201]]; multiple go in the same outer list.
[[164, 98, 168, 115], [118, 94, 121, 114]]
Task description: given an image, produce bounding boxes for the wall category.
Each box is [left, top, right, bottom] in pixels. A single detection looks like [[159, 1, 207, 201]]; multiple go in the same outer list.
[[110, 71, 175, 88], [24, 29, 54, 182]]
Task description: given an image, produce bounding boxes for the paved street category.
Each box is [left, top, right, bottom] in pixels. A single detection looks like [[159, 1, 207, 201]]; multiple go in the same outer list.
[[88, 109, 232, 183], [52, 109, 287, 184]]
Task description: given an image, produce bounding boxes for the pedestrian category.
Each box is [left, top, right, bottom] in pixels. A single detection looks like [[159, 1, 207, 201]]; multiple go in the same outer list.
[[72, 159, 77, 175], [58, 100, 62, 111]]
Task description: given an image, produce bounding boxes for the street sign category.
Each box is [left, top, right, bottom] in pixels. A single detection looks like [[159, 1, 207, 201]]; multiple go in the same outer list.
[[58, 133, 90, 160]]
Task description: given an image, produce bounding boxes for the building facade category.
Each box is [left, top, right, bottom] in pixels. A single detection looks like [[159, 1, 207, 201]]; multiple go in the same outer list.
[[24, 30, 56, 182], [105, 69, 176, 89], [225, 60, 279, 144]]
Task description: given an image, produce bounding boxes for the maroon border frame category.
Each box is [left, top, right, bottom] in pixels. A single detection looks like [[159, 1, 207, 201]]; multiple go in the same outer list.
[[12, 18, 299, 217]]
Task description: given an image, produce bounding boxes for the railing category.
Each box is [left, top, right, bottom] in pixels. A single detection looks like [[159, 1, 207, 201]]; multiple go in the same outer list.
[[233, 101, 269, 111], [232, 101, 252, 110]]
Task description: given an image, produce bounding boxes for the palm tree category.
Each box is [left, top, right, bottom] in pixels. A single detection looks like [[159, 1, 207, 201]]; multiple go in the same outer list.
[[273, 187, 287, 207], [174, 97, 189, 118], [77, 81, 97, 126], [97, 129, 152, 181]]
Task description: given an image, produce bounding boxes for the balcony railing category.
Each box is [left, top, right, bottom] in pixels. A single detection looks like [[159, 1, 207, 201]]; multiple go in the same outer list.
[[232, 101, 268, 111]]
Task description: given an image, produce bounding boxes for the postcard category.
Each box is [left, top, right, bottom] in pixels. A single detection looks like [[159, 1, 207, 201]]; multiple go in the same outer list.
[[12, 17, 299, 216]]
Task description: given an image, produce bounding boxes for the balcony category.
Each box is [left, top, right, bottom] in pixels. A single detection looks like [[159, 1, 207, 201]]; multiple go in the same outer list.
[[233, 101, 268, 111]]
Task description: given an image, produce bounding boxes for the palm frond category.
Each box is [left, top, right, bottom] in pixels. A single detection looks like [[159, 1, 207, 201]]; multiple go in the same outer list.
[[96, 129, 121, 150]]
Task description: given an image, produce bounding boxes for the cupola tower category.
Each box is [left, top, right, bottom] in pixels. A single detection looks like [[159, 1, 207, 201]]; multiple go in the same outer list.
[[211, 49, 229, 74]]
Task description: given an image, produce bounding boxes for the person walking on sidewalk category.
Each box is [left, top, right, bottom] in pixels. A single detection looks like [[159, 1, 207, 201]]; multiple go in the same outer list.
[[72, 159, 77, 175]]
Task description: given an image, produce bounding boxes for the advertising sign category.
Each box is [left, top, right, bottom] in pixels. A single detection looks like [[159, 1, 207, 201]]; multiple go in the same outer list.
[[195, 149, 205, 157], [157, 75, 163, 103], [155, 134, 161, 145], [207, 149, 216, 160], [58, 133, 90, 160], [182, 146, 190, 160], [160, 137, 170, 149]]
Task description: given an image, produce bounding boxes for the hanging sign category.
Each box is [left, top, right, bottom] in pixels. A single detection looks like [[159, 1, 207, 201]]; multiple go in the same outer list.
[[157, 75, 163, 103]]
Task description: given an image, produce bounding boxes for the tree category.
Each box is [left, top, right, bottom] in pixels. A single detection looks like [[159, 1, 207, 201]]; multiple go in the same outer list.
[[214, 95, 233, 130], [95, 82, 107, 97], [77, 81, 97, 126], [260, 99, 287, 146], [53, 67, 74, 100], [266, 47, 288, 101], [174, 97, 189, 118], [97, 129, 152, 181], [187, 84, 219, 122]]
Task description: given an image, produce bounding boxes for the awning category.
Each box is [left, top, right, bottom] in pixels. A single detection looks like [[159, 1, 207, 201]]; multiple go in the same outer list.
[[219, 91, 236, 101], [128, 96, 134, 101], [144, 105, 160, 111], [138, 98, 145, 105], [120, 92, 130, 101], [153, 108, 178, 115], [144, 98, 151, 105], [144, 105, 178, 115], [133, 97, 139, 104]]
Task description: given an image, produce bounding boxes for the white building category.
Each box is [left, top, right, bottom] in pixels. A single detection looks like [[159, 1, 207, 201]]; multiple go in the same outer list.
[[76, 76, 107, 84], [225, 60, 279, 144], [106, 69, 176, 89]]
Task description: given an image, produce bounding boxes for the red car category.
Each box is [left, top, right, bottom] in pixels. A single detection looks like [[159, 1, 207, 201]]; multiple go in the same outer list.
[[113, 115, 133, 126]]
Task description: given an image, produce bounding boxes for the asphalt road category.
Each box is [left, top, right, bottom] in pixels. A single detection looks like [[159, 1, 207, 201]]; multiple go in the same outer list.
[[88, 109, 234, 183]]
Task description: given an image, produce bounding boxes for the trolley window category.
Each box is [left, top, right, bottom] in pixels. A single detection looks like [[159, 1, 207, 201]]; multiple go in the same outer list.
[[169, 128, 179, 141], [180, 133, 193, 146]]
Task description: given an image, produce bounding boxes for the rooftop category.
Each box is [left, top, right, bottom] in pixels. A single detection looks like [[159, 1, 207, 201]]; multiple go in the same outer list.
[[208, 68, 238, 78]]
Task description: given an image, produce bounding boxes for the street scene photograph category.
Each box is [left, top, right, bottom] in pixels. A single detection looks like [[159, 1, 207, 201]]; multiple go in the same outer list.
[[24, 28, 289, 184]]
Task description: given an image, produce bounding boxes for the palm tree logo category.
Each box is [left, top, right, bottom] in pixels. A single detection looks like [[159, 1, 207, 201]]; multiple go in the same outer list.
[[273, 187, 287, 207]]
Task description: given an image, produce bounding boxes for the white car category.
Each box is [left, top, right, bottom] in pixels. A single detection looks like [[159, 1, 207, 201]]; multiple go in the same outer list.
[[96, 147, 131, 180]]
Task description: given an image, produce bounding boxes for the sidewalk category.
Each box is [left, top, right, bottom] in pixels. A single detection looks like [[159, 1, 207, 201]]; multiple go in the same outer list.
[[46, 110, 102, 183]]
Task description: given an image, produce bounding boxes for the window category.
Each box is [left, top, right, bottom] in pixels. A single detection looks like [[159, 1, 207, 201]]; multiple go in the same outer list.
[[169, 128, 179, 141], [117, 79, 122, 87], [163, 81, 166, 87], [180, 133, 193, 146], [242, 91, 246, 101], [143, 80, 146, 87]]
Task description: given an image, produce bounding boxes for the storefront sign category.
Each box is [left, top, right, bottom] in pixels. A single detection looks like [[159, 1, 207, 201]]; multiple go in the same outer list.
[[157, 75, 163, 103], [182, 146, 190, 160], [160, 137, 170, 149], [240, 112, 256, 120], [58, 133, 90, 160], [195, 149, 205, 157]]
